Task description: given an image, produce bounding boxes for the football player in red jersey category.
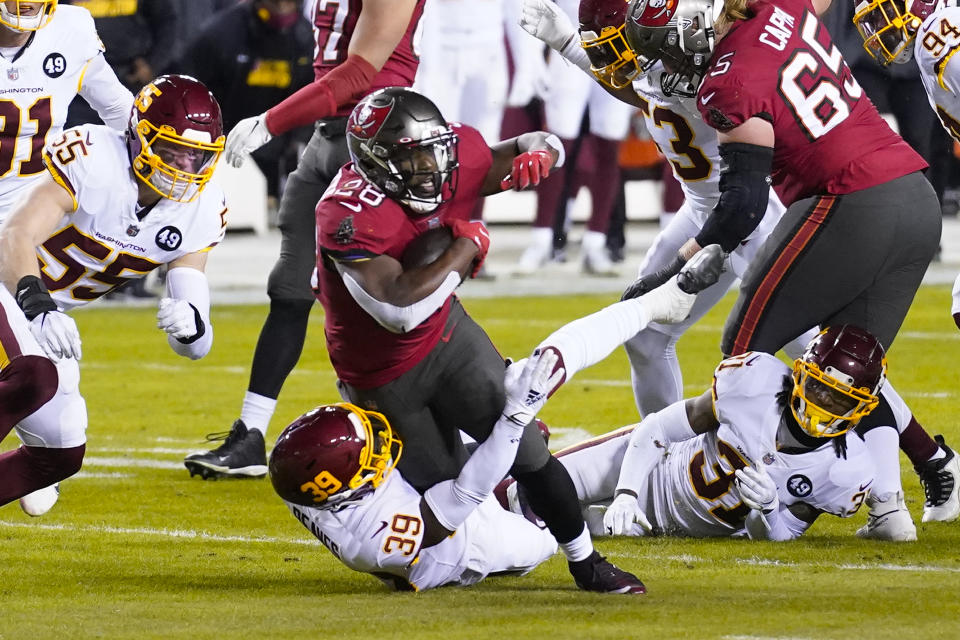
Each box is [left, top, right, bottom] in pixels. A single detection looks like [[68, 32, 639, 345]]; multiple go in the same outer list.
[[312, 85, 656, 594], [622, 0, 960, 526], [185, 0, 429, 479]]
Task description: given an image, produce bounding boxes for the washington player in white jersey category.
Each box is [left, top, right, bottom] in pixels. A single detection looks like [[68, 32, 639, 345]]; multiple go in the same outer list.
[[518, 0, 815, 415], [0, 1, 132, 220], [0, 75, 226, 515], [268, 354, 564, 591], [852, 0, 960, 333], [500, 326, 906, 541]]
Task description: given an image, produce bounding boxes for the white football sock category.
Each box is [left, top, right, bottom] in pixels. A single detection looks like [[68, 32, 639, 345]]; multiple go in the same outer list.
[[559, 524, 594, 562], [861, 426, 903, 500], [240, 392, 277, 435]]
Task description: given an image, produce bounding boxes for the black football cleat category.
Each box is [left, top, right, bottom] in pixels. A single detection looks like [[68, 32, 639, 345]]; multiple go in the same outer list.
[[568, 551, 646, 594], [184, 420, 267, 480], [916, 435, 960, 522], [677, 244, 725, 294]]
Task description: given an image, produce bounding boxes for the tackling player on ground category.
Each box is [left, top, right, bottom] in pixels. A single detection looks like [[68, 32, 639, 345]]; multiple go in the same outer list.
[[268, 246, 725, 590], [0, 75, 227, 515]]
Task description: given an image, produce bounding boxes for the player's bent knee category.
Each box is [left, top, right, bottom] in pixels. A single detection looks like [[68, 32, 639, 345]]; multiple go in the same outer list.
[[0, 355, 59, 434], [25, 443, 86, 485]]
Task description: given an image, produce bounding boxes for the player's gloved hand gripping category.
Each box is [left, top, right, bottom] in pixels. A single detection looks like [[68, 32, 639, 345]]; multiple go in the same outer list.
[[15, 275, 81, 362], [735, 465, 779, 514], [502, 349, 565, 428], [224, 113, 272, 168], [448, 219, 491, 278]]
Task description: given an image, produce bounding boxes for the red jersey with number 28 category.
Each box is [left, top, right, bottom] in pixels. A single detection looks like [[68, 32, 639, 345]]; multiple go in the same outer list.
[[309, 0, 426, 116], [696, 0, 927, 206], [314, 124, 491, 389]]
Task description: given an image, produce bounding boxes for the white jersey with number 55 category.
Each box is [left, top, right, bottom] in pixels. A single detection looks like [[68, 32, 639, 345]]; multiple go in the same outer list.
[[0, 5, 132, 219], [37, 124, 227, 311]]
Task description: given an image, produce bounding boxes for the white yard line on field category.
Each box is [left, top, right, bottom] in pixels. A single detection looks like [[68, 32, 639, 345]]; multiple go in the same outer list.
[[0, 520, 316, 546], [2, 520, 959, 577]]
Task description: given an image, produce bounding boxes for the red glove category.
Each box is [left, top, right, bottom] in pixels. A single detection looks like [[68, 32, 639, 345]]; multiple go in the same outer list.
[[500, 149, 554, 191], [449, 219, 490, 278]]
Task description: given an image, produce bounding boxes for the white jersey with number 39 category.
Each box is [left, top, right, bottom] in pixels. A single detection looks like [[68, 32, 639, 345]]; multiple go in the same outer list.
[[38, 124, 227, 311], [286, 470, 556, 591]]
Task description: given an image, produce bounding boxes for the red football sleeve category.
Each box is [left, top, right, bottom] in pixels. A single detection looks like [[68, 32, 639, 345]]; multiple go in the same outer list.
[[264, 54, 378, 136]]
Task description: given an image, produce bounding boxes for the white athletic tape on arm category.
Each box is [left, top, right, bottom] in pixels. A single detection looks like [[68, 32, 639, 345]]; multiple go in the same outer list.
[[424, 414, 525, 531], [164, 267, 212, 359], [341, 269, 461, 334]]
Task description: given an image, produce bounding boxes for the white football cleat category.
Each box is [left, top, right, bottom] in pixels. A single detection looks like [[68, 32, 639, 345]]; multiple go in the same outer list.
[[856, 491, 917, 542], [19, 483, 60, 517]]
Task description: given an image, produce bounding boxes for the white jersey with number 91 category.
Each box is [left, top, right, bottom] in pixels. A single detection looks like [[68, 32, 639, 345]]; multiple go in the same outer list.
[[0, 5, 131, 220]]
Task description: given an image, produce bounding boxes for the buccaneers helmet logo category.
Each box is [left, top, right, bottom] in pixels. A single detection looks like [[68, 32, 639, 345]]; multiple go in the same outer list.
[[348, 102, 393, 139], [635, 0, 677, 27]]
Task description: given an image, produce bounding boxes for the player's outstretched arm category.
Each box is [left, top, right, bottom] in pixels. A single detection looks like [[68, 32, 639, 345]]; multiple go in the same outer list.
[[484, 131, 565, 195], [603, 391, 717, 535], [158, 252, 213, 360], [226, 0, 420, 166], [420, 351, 564, 547], [517, 0, 647, 108]]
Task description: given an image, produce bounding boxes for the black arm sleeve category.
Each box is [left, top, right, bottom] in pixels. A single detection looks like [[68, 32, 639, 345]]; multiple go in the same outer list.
[[694, 142, 775, 253]]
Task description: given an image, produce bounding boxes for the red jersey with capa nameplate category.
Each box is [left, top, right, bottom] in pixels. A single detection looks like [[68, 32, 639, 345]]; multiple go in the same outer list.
[[308, 0, 425, 116], [315, 123, 491, 388], [695, 0, 927, 206]]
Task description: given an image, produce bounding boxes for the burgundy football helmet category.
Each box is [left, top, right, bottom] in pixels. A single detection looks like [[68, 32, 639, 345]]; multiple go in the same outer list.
[[128, 75, 225, 203], [346, 87, 459, 216], [268, 403, 402, 509], [579, 0, 641, 89], [790, 325, 887, 438], [853, 0, 942, 66]]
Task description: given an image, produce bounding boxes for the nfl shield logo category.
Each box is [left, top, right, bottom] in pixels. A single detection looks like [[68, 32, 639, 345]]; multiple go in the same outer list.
[[7, 68, 18, 81]]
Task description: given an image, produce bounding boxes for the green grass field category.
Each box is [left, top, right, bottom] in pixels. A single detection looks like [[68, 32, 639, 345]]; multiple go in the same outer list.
[[4, 285, 960, 639]]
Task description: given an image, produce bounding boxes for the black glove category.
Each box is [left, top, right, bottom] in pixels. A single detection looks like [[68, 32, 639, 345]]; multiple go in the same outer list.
[[15, 275, 57, 320], [621, 254, 685, 301]]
